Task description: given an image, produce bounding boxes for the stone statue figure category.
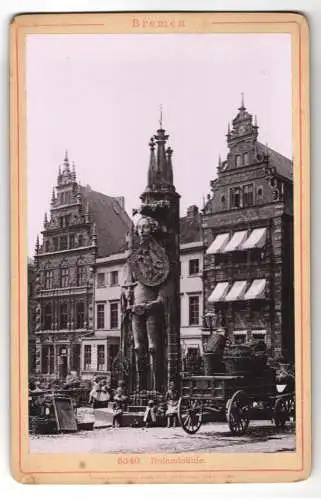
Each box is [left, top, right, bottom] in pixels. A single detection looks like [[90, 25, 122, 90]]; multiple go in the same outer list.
[[121, 215, 170, 392]]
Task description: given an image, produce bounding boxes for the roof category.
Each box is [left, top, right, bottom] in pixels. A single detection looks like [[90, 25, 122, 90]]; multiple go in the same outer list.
[[81, 186, 131, 258], [180, 211, 202, 245], [257, 142, 293, 181]]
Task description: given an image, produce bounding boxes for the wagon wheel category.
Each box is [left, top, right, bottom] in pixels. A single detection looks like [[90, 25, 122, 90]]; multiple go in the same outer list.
[[178, 397, 203, 435], [226, 390, 250, 436], [274, 396, 292, 428]]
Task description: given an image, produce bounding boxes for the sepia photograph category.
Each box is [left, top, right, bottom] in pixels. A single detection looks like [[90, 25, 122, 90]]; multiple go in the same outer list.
[[10, 12, 310, 484]]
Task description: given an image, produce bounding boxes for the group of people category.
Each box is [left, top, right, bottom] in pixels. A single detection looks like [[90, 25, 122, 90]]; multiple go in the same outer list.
[[89, 378, 180, 428], [89, 377, 128, 427], [143, 381, 180, 428]]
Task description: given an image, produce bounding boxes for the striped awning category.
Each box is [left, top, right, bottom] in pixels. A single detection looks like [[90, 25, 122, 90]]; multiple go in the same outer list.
[[241, 228, 267, 250], [206, 233, 230, 254], [208, 282, 229, 303], [225, 280, 248, 301], [223, 230, 247, 252], [244, 279, 267, 300]]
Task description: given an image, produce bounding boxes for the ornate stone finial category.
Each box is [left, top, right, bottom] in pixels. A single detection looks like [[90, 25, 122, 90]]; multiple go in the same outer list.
[[159, 104, 163, 129], [72, 161, 76, 181], [44, 212, 48, 226], [227, 122, 231, 136], [91, 222, 97, 247], [64, 149, 69, 163], [240, 92, 245, 109], [51, 188, 55, 204], [264, 142, 269, 157], [254, 114, 258, 127], [85, 200, 90, 222], [218, 154, 222, 167], [35, 235, 40, 254]]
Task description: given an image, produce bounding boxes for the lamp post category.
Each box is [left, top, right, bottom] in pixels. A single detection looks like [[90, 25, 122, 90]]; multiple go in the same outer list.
[[202, 311, 217, 352]]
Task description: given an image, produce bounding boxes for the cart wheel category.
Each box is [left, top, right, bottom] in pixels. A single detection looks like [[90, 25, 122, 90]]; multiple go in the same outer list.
[[274, 397, 291, 428], [178, 397, 203, 435], [226, 390, 250, 436]]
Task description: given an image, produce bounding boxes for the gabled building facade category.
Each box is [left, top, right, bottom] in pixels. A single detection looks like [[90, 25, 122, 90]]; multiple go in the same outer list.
[[202, 98, 294, 361], [32, 152, 131, 379]]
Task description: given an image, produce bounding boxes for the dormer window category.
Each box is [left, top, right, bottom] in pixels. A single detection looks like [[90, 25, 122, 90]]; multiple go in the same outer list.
[[243, 152, 249, 165], [235, 155, 242, 167], [230, 187, 241, 209]]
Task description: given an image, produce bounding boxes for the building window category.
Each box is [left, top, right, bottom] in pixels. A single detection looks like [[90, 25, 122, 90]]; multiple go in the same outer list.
[[53, 237, 58, 251], [97, 303, 105, 329], [76, 302, 85, 329], [60, 267, 69, 288], [60, 235, 68, 250], [45, 240, 50, 252], [252, 330, 267, 342], [108, 343, 119, 370], [257, 186, 263, 199], [69, 234, 75, 248], [221, 194, 226, 208], [243, 152, 249, 165], [78, 234, 84, 247], [44, 270, 53, 289], [230, 187, 241, 209], [189, 259, 200, 275], [235, 154, 242, 167], [97, 273, 105, 288], [189, 296, 200, 326], [59, 302, 68, 329], [243, 184, 254, 207], [41, 345, 54, 374], [71, 344, 81, 372], [77, 264, 86, 286], [110, 270, 119, 286], [43, 303, 52, 330], [97, 345, 105, 371], [84, 345, 92, 370], [110, 302, 119, 329], [233, 330, 247, 345]]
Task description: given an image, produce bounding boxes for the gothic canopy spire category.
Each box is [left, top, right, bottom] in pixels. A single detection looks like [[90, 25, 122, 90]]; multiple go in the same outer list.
[[145, 110, 175, 192]]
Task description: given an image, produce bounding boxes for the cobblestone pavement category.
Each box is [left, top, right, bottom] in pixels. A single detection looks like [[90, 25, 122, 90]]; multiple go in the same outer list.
[[29, 421, 295, 454]]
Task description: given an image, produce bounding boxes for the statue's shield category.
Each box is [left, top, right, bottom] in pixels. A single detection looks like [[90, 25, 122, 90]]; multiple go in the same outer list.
[[129, 238, 170, 287]]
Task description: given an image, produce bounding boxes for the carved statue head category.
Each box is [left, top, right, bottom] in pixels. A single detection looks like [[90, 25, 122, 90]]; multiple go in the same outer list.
[[135, 215, 159, 243]]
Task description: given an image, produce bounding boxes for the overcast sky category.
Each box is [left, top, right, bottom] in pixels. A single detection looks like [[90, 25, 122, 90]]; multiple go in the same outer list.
[[26, 33, 292, 257]]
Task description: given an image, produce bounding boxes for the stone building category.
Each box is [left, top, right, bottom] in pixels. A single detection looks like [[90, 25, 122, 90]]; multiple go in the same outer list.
[[202, 98, 294, 361], [81, 250, 128, 379], [179, 205, 205, 365], [32, 152, 131, 379], [28, 258, 36, 375]]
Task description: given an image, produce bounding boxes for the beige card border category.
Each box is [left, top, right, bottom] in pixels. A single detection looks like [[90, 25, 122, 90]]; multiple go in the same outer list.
[[10, 11, 310, 484]]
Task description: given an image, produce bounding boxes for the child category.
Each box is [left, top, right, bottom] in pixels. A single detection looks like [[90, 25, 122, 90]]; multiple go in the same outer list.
[[88, 377, 99, 405], [112, 380, 128, 428], [143, 400, 156, 428], [165, 381, 179, 428]]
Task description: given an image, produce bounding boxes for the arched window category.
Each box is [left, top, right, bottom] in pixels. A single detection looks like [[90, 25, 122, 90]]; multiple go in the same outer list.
[[59, 302, 68, 329], [76, 302, 85, 329], [235, 154, 242, 167], [44, 303, 52, 330], [45, 240, 50, 253], [243, 152, 249, 165]]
